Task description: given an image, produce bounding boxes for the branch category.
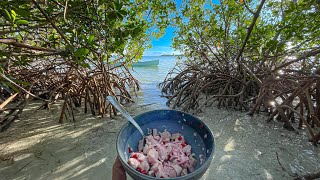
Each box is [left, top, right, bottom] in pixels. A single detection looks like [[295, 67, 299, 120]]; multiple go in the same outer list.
[[0, 38, 64, 53], [273, 48, 320, 72], [187, 37, 212, 64], [0, 73, 49, 102], [235, 0, 266, 63], [234, 0, 266, 85], [0, 93, 18, 110], [31, 0, 72, 47], [195, 28, 223, 63], [278, 105, 315, 138], [0, 51, 63, 56], [64, 0, 68, 21], [243, 0, 255, 15], [259, 30, 282, 67]]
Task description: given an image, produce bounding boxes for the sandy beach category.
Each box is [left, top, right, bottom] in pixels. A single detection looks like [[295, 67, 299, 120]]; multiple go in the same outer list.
[[0, 98, 319, 180]]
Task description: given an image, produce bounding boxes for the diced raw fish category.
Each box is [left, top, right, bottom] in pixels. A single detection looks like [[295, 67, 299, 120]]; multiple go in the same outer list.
[[148, 170, 155, 176], [151, 162, 160, 172], [158, 146, 168, 160], [183, 145, 192, 154], [132, 152, 147, 162], [152, 129, 158, 136], [128, 158, 140, 169], [166, 144, 173, 153], [170, 158, 179, 165], [181, 168, 188, 176], [154, 135, 160, 140], [172, 164, 182, 176], [160, 131, 171, 139], [162, 137, 170, 142], [187, 165, 195, 172], [127, 129, 196, 178], [177, 155, 189, 164], [176, 135, 184, 142], [147, 148, 159, 164], [143, 144, 149, 154], [146, 135, 161, 148], [155, 165, 168, 178], [146, 135, 153, 141], [171, 133, 181, 140], [139, 161, 150, 171], [164, 165, 177, 178], [180, 162, 188, 169], [189, 156, 197, 167]]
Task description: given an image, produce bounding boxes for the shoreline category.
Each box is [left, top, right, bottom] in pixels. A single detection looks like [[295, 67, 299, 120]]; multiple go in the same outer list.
[[0, 100, 319, 180]]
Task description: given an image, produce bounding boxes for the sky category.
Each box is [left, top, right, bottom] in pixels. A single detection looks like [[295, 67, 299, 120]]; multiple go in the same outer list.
[[143, 0, 220, 56], [143, 0, 182, 56], [144, 27, 178, 56]]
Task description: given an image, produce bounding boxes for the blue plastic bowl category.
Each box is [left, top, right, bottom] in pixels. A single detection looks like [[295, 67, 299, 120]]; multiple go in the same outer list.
[[116, 110, 215, 180]]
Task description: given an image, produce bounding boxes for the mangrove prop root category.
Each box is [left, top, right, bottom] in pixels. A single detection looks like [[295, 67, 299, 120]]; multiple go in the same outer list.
[[0, 55, 139, 130], [160, 59, 320, 144]]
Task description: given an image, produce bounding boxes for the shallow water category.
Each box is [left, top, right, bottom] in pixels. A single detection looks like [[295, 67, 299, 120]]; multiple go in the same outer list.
[[131, 56, 179, 106]]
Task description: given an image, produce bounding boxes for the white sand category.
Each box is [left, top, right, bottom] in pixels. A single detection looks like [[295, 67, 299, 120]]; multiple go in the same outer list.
[[0, 100, 319, 180]]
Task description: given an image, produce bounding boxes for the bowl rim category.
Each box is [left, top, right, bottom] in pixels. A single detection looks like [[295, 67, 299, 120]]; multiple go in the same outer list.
[[116, 109, 215, 180]]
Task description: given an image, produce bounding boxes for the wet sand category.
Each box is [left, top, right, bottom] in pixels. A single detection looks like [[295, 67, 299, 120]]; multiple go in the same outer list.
[[0, 99, 319, 180]]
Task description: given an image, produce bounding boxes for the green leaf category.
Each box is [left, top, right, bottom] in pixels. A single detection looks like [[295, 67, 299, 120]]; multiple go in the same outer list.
[[88, 34, 94, 43], [75, 48, 89, 56], [115, 1, 123, 10], [111, 2, 117, 10], [13, 79, 31, 86], [15, 20, 29, 25], [119, 10, 127, 16], [48, 35, 56, 41], [83, 48, 89, 55], [3, 9, 12, 22], [14, 8, 32, 17], [79, 62, 90, 68], [10, 10, 16, 22], [3, 82, 19, 93]]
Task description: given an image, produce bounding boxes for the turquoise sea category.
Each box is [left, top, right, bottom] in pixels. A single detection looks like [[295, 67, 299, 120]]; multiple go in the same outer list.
[[131, 56, 180, 107]]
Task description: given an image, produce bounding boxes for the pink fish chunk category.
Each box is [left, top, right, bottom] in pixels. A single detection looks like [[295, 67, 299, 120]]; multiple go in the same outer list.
[[128, 158, 140, 169], [139, 161, 150, 172], [127, 129, 197, 178], [147, 148, 159, 164]]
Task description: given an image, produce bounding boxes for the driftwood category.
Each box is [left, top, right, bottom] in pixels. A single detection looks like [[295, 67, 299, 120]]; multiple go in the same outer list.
[[0, 98, 26, 132]]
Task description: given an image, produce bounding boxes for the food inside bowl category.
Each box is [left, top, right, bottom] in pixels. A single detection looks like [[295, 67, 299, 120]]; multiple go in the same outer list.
[[127, 129, 197, 178]]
